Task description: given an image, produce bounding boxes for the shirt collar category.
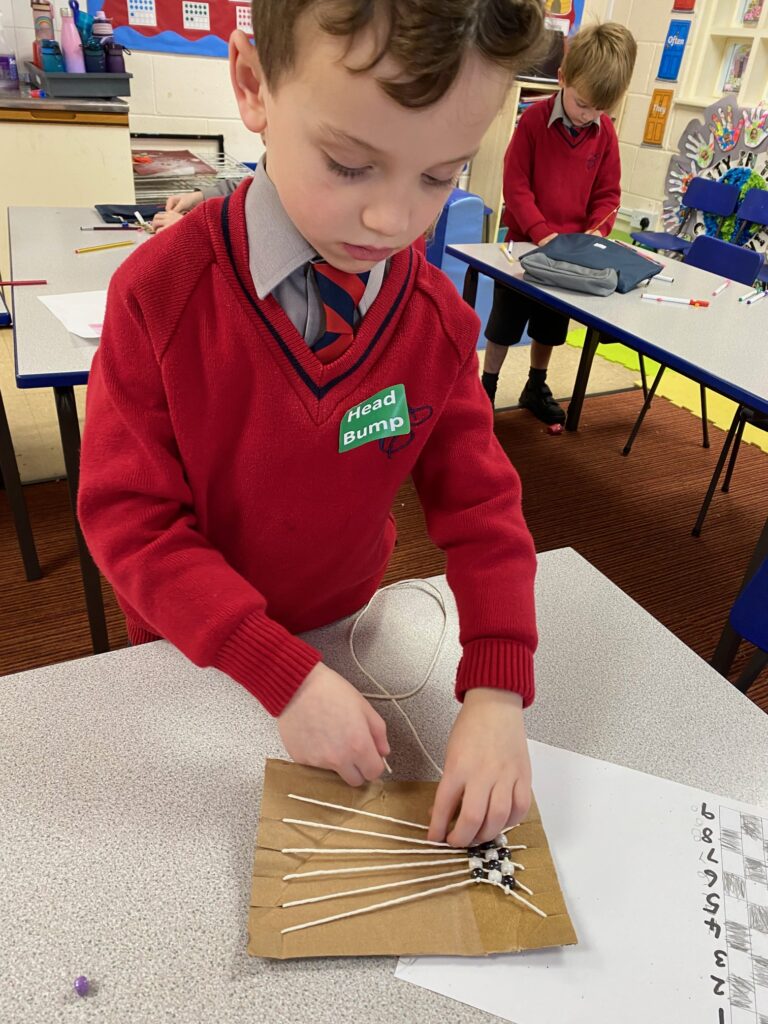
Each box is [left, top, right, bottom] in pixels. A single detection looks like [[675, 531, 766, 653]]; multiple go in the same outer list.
[[548, 90, 601, 131], [244, 159, 317, 300]]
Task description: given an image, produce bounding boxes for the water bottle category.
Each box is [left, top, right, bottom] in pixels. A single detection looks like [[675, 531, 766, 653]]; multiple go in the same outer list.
[[0, 13, 20, 93], [59, 7, 85, 72], [92, 10, 113, 46]]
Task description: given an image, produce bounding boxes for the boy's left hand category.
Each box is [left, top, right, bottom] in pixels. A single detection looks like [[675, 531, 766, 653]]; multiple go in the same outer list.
[[427, 688, 531, 847]]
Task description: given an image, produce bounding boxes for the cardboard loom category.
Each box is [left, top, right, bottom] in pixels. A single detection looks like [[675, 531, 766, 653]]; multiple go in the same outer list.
[[248, 759, 577, 959]]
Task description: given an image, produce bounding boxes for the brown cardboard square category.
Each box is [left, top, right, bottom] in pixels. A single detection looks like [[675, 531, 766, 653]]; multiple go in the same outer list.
[[248, 760, 577, 959]]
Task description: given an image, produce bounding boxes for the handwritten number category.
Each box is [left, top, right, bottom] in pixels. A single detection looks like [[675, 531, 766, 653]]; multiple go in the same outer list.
[[701, 803, 715, 820], [704, 869, 718, 889], [706, 848, 719, 864], [702, 827, 714, 844], [714, 949, 727, 968], [705, 916, 721, 939], [710, 976, 725, 996], [704, 893, 721, 914]]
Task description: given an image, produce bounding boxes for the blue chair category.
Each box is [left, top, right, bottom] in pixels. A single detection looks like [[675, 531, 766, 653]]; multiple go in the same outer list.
[[426, 189, 494, 341], [623, 236, 763, 468], [631, 176, 740, 255], [730, 187, 768, 285], [723, 554, 768, 693]]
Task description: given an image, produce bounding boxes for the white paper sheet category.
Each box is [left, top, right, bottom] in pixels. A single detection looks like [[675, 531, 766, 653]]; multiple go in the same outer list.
[[38, 291, 107, 339], [396, 740, 768, 1024]]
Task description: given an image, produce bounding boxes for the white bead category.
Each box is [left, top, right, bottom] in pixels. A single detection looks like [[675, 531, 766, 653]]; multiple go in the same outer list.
[[484, 849, 498, 862], [468, 856, 484, 870], [487, 869, 502, 884], [494, 834, 507, 846], [500, 858, 514, 874]]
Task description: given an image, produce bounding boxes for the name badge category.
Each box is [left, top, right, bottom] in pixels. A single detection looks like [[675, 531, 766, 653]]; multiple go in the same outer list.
[[339, 384, 410, 453]]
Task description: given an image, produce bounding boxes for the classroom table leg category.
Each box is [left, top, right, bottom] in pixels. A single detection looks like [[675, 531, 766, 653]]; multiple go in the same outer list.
[[53, 385, 109, 655], [462, 267, 479, 308], [565, 326, 601, 432], [0, 388, 41, 581]]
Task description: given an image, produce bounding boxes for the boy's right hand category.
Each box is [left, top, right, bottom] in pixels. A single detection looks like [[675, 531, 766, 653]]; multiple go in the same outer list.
[[277, 663, 390, 786], [165, 190, 204, 214], [539, 232, 558, 245]]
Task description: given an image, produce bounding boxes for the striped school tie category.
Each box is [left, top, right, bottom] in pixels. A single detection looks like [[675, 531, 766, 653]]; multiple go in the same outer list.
[[311, 262, 370, 364]]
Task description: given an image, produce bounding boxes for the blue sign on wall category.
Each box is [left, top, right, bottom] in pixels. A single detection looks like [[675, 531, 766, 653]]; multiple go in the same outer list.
[[657, 19, 691, 82]]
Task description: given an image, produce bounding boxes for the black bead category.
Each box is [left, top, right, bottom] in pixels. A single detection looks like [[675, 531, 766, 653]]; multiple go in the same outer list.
[[479, 840, 496, 851], [501, 875, 517, 889], [497, 848, 510, 859], [468, 845, 482, 857], [471, 867, 486, 879], [485, 859, 500, 871]]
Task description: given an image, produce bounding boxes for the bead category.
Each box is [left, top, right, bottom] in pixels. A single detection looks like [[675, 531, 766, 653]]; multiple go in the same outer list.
[[471, 867, 486, 879], [468, 856, 484, 870], [479, 840, 496, 851], [468, 845, 482, 857], [487, 869, 502, 884], [500, 858, 514, 874], [497, 848, 510, 859], [501, 875, 517, 890], [494, 834, 507, 846], [485, 858, 500, 871], [73, 976, 89, 998]]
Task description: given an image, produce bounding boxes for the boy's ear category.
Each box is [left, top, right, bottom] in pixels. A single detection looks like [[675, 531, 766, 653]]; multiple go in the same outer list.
[[557, 67, 564, 87], [229, 30, 268, 134]]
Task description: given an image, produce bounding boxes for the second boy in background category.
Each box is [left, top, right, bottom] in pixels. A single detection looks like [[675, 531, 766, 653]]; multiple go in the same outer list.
[[481, 23, 637, 423]]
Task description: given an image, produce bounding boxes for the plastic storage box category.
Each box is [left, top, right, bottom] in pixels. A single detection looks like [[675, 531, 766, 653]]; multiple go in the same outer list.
[[25, 61, 131, 98]]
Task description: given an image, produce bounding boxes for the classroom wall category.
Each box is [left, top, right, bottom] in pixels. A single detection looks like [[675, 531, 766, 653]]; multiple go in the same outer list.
[[0, 0, 263, 164]]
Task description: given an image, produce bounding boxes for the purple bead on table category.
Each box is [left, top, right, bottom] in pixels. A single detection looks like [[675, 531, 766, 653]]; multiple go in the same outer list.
[[73, 976, 90, 998]]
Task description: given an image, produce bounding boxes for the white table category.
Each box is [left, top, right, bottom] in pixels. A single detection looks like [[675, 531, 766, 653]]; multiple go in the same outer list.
[[10, 207, 150, 652], [449, 241, 768, 678], [449, 242, 768, 424], [1, 548, 766, 1024]]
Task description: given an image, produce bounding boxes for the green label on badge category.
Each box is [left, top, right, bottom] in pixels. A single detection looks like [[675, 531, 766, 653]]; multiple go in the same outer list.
[[339, 384, 410, 453]]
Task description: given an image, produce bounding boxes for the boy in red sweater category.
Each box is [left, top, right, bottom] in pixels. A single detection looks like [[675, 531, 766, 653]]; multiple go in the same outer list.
[[78, 0, 545, 848], [481, 23, 637, 423]]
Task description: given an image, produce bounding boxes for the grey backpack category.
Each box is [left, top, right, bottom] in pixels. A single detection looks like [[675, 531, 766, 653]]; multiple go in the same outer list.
[[519, 233, 663, 296]]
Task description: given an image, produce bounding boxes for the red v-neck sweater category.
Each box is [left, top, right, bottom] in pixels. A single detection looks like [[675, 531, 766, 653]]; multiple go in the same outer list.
[[501, 94, 621, 245], [78, 181, 538, 716]]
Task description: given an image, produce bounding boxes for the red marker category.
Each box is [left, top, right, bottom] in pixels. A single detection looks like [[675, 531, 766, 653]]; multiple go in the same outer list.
[[641, 293, 709, 308], [0, 279, 48, 287]]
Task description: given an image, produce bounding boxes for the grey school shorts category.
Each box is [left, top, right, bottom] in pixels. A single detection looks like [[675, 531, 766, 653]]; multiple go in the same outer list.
[[485, 281, 570, 347]]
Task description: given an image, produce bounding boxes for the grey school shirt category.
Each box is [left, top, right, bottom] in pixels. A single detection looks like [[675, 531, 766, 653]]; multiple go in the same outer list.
[[223, 160, 386, 346]]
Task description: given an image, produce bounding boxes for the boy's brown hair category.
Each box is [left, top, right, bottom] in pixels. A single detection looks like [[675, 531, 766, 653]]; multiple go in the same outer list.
[[561, 22, 637, 111], [250, 0, 546, 109]]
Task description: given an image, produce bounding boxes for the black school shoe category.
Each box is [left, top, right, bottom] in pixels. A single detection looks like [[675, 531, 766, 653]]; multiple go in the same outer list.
[[518, 379, 566, 425]]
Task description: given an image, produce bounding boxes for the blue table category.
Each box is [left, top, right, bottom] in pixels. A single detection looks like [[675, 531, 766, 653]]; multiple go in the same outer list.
[[448, 241, 768, 677]]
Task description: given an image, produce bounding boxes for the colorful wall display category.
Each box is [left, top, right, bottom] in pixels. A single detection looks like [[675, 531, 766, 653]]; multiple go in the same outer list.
[[643, 88, 674, 145], [657, 19, 691, 82], [86, 0, 251, 57]]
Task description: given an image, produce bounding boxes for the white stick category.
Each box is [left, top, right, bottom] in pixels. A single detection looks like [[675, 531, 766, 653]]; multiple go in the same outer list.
[[514, 878, 535, 896], [739, 288, 758, 302], [282, 817, 452, 847], [281, 878, 477, 934], [282, 868, 468, 908], [283, 857, 467, 880], [656, 274, 675, 283], [478, 878, 546, 917], [382, 758, 392, 774], [746, 290, 766, 305], [281, 847, 471, 856], [641, 293, 702, 306], [712, 279, 731, 296], [287, 793, 428, 831]]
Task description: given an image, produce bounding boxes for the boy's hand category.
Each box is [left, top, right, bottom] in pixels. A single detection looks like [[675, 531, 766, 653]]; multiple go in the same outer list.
[[151, 210, 185, 233], [539, 232, 558, 245], [428, 688, 531, 847], [278, 663, 390, 787], [165, 190, 204, 214]]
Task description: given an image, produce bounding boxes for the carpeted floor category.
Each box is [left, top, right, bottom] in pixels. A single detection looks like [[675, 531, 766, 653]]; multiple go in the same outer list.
[[1, 389, 766, 712]]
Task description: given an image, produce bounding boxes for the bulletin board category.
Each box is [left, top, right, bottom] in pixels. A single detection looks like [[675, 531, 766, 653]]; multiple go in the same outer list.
[[86, 0, 251, 56]]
